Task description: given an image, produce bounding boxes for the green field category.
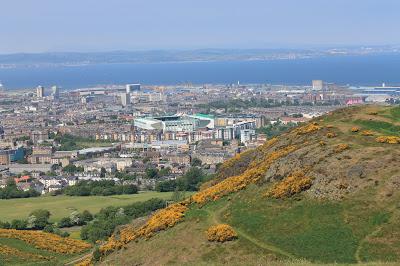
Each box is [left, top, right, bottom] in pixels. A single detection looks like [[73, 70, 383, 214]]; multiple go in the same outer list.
[[0, 192, 175, 222]]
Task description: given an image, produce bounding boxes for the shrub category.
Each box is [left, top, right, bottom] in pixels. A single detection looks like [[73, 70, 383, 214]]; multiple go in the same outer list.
[[192, 145, 297, 204], [266, 170, 313, 199], [361, 130, 374, 136], [326, 132, 336, 138], [0, 229, 91, 254], [351, 127, 360, 132], [376, 136, 400, 144], [334, 144, 350, 153], [81, 198, 166, 243], [27, 209, 51, 230], [206, 224, 237, 242], [293, 123, 321, 135]]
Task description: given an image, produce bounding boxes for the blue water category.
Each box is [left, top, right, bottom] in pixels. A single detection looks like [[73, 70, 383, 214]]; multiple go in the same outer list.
[[0, 54, 399, 89]]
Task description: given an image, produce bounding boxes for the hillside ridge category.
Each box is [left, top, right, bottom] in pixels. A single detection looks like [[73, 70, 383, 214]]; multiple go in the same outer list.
[[95, 105, 400, 266]]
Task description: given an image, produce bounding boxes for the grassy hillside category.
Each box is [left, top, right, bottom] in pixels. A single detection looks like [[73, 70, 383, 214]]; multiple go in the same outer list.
[[0, 192, 174, 222], [85, 105, 400, 265], [0, 229, 91, 265]]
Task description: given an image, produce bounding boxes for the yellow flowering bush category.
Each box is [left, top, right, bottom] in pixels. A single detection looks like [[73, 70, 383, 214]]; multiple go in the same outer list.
[[0, 244, 51, 261], [293, 123, 322, 135], [351, 127, 360, 132], [326, 132, 336, 138], [206, 224, 237, 242], [0, 229, 91, 254], [334, 144, 350, 153], [266, 170, 313, 199], [361, 130, 374, 136], [376, 136, 400, 144], [100, 202, 189, 255], [192, 145, 297, 204]]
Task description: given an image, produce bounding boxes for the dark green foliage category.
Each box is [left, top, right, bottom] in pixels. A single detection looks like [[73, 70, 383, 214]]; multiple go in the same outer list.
[[43, 224, 54, 233], [10, 219, 28, 230], [0, 180, 40, 199], [53, 133, 112, 151], [191, 158, 202, 167], [156, 167, 207, 192], [256, 121, 297, 138], [62, 164, 84, 174], [93, 247, 101, 262], [156, 180, 177, 192], [80, 198, 166, 243], [62, 180, 138, 196], [146, 168, 159, 179], [0, 221, 11, 229], [28, 209, 51, 229], [58, 217, 73, 228]]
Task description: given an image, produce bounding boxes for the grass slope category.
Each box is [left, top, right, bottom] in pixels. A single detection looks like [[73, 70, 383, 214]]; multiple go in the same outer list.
[[0, 192, 174, 222], [0, 238, 86, 266], [99, 105, 400, 265]]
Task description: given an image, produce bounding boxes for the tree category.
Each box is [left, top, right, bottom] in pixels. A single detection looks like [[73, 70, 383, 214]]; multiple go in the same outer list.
[[43, 224, 54, 233], [10, 219, 28, 230], [156, 180, 177, 192], [28, 209, 51, 229], [145, 168, 158, 179], [62, 164, 78, 174], [191, 158, 202, 167], [59, 217, 73, 228], [100, 167, 107, 178], [123, 185, 138, 194], [0, 221, 11, 229], [81, 210, 94, 223], [183, 167, 205, 191], [70, 211, 84, 226], [158, 167, 171, 177]]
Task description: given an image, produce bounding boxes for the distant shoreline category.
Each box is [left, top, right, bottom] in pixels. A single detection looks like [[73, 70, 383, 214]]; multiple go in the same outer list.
[[1, 54, 400, 90]]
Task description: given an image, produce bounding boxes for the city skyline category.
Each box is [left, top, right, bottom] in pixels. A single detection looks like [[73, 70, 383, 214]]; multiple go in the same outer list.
[[1, 0, 400, 54]]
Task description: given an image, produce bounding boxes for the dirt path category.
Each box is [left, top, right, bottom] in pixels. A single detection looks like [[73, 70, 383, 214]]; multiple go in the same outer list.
[[205, 199, 296, 260], [354, 226, 382, 263], [65, 250, 93, 266]]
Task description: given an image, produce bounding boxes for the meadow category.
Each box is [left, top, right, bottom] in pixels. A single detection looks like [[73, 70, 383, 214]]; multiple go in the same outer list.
[[0, 192, 174, 222]]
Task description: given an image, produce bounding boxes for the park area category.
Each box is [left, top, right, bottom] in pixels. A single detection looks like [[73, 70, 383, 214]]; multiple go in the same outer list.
[[0, 191, 174, 222]]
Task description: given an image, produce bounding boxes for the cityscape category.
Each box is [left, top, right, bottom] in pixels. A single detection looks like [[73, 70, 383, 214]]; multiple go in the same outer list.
[[1, 1, 400, 266], [2, 80, 399, 193]]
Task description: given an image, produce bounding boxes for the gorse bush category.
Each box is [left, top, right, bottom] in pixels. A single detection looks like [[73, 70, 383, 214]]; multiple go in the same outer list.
[[0, 244, 51, 261], [192, 145, 297, 204], [266, 170, 313, 199], [0, 229, 91, 254], [99, 201, 189, 255], [376, 136, 400, 144], [206, 224, 237, 242]]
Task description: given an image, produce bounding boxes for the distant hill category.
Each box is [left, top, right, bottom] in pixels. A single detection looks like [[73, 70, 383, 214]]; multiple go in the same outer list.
[[0, 46, 399, 67], [86, 105, 400, 266]]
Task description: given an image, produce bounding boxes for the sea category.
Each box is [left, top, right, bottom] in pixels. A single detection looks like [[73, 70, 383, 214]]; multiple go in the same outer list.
[[0, 54, 399, 90]]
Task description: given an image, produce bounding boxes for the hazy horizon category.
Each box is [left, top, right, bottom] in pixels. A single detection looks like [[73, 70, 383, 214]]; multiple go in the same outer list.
[[2, 0, 400, 54]]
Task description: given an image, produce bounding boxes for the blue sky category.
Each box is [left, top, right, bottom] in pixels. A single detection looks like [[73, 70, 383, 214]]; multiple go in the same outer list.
[[1, 0, 399, 53]]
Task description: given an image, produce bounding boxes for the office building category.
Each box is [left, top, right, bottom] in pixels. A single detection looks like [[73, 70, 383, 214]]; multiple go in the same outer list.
[[52, 86, 60, 99], [126, 84, 141, 93], [36, 86, 44, 98], [312, 80, 324, 90], [121, 93, 131, 107], [0, 148, 25, 165]]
